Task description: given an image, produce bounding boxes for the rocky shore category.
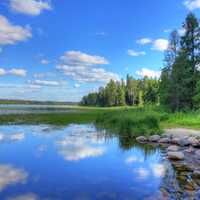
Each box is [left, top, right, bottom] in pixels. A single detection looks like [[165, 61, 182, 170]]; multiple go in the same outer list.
[[136, 130, 200, 199]]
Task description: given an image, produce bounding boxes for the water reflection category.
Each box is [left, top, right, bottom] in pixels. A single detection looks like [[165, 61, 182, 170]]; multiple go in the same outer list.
[[0, 124, 199, 199], [56, 136, 105, 161], [0, 164, 28, 191]]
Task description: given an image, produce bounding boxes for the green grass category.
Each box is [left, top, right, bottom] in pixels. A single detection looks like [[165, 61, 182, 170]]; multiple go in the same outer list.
[[96, 107, 164, 137], [0, 105, 200, 137]]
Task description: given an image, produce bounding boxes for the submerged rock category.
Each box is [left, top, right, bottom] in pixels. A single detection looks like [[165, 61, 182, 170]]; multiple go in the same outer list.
[[167, 151, 184, 160], [149, 135, 160, 142], [136, 136, 147, 143]]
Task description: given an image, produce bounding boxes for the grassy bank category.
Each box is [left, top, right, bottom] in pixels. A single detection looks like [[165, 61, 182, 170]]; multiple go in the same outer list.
[[0, 106, 200, 136]]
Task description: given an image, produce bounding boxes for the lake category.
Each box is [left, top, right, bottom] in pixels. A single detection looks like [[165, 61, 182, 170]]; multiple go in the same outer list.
[[0, 105, 75, 115], [0, 124, 199, 200]]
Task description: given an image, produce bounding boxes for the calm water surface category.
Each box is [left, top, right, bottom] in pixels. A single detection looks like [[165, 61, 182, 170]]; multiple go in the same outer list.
[[0, 124, 197, 200]]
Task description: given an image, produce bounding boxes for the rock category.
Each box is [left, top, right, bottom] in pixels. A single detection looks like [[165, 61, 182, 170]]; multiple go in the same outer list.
[[192, 170, 200, 178], [171, 137, 180, 144], [195, 150, 200, 157], [136, 136, 147, 143], [159, 137, 170, 143], [188, 137, 200, 147], [185, 146, 194, 153], [167, 151, 184, 160], [177, 138, 190, 147], [167, 145, 180, 152], [149, 135, 160, 142]]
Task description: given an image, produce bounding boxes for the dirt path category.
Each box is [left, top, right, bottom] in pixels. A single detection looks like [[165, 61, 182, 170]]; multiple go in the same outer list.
[[164, 128, 200, 138]]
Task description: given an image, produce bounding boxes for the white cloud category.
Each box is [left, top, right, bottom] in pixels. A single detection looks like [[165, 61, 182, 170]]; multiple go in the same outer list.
[[60, 51, 109, 66], [57, 65, 119, 83], [127, 49, 146, 57], [152, 39, 169, 51], [57, 137, 105, 161], [178, 28, 186, 36], [164, 29, 172, 33], [136, 38, 152, 45], [184, 0, 200, 10], [136, 167, 150, 179], [150, 164, 166, 178], [40, 59, 49, 65], [9, 69, 27, 77], [31, 80, 60, 87], [0, 68, 6, 76], [125, 156, 143, 164], [7, 193, 39, 200], [57, 51, 119, 83], [10, 0, 52, 16], [0, 15, 32, 45], [96, 32, 107, 36], [74, 83, 80, 88], [136, 68, 161, 79], [0, 164, 28, 191]]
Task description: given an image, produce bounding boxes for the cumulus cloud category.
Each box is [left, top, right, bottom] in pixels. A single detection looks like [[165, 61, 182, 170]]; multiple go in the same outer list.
[[125, 156, 143, 164], [0, 68, 6, 76], [0, 164, 28, 191], [136, 38, 152, 45], [57, 137, 105, 161], [74, 83, 80, 88], [60, 51, 109, 66], [57, 51, 119, 83], [184, 0, 200, 10], [10, 0, 52, 16], [40, 59, 49, 65], [178, 28, 186, 36], [127, 49, 146, 57], [152, 39, 169, 51], [31, 80, 60, 87], [136, 68, 161, 79], [9, 69, 27, 77], [0, 15, 32, 45]]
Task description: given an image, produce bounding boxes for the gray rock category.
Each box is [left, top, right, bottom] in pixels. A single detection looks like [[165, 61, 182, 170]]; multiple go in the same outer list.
[[149, 135, 160, 142], [171, 137, 180, 144], [167, 145, 180, 152], [188, 137, 200, 147], [136, 136, 147, 143], [184, 146, 194, 153], [159, 137, 170, 143], [195, 150, 200, 157], [192, 170, 200, 178], [177, 138, 190, 147], [167, 151, 184, 160]]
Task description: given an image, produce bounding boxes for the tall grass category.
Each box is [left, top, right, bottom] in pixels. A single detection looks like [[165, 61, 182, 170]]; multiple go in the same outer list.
[[96, 107, 163, 137]]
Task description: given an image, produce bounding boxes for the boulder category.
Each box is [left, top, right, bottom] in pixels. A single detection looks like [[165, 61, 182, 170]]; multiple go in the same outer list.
[[171, 137, 180, 145], [195, 150, 200, 157], [159, 137, 170, 143], [149, 135, 160, 142], [167, 145, 180, 152], [188, 137, 200, 147], [192, 170, 200, 178], [177, 138, 190, 147], [167, 151, 184, 160], [136, 136, 147, 143]]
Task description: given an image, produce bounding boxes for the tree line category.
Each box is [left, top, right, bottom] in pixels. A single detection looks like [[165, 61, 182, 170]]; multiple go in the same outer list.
[[81, 75, 159, 107], [81, 13, 200, 111]]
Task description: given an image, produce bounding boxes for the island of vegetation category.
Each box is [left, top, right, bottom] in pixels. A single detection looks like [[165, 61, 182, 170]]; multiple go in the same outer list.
[[1, 13, 200, 138]]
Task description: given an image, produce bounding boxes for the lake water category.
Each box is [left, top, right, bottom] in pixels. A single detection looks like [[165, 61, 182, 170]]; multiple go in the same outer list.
[[0, 105, 75, 115], [0, 124, 199, 200]]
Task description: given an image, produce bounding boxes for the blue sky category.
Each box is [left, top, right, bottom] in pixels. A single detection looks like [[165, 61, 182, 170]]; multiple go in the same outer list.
[[0, 0, 200, 102]]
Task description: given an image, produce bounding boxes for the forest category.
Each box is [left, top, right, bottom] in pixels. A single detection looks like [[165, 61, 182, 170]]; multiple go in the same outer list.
[[81, 13, 200, 112]]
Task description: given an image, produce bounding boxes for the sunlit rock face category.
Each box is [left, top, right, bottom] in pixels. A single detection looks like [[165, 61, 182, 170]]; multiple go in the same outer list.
[[0, 164, 28, 191]]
